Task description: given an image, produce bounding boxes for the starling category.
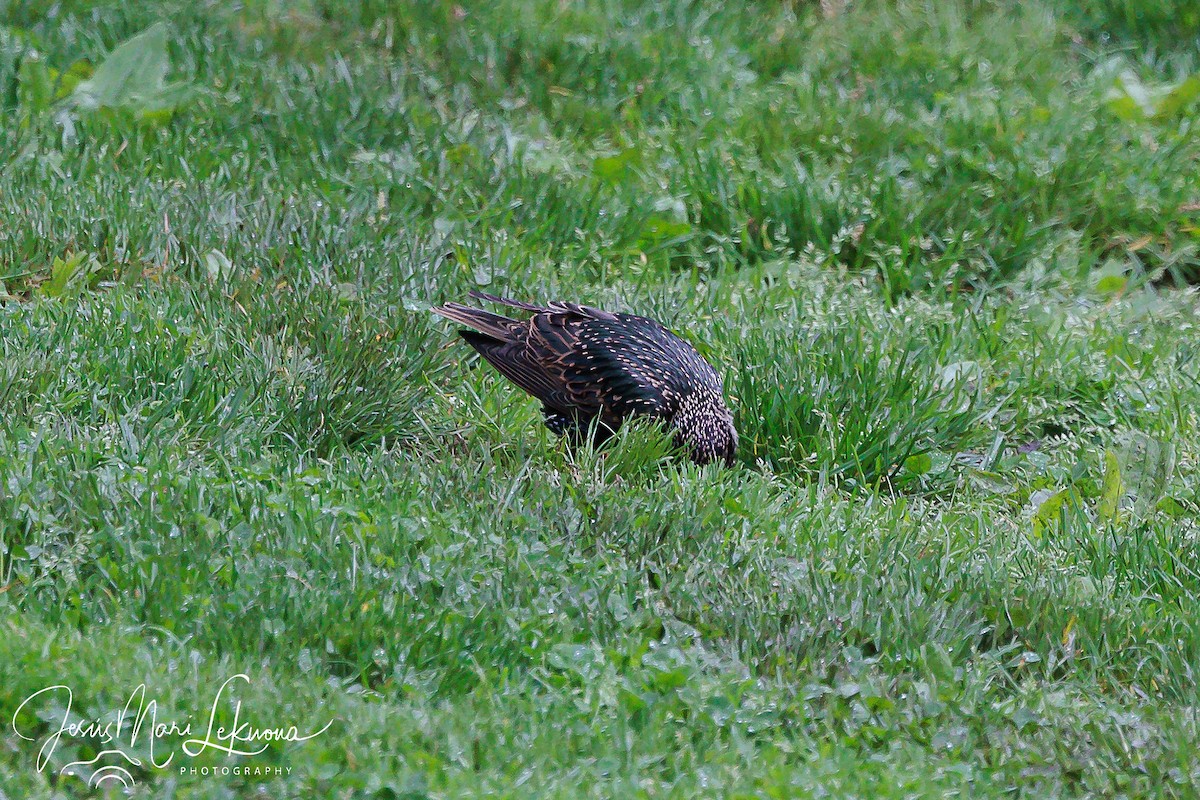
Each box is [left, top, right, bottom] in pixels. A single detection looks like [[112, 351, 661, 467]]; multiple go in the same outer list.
[[432, 291, 737, 466]]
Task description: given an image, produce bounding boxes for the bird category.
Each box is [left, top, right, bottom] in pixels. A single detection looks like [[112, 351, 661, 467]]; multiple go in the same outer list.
[[432, 291, 737, 466]]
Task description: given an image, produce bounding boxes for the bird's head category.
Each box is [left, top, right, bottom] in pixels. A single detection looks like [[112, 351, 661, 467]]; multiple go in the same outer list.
[[673, 394, 738, 467]]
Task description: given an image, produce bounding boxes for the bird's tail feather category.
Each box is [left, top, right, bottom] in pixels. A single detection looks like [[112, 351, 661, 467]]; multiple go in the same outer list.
[[430, 302, 517, 341], [467, 290, 550, 313], [468, 291, 617, 322]]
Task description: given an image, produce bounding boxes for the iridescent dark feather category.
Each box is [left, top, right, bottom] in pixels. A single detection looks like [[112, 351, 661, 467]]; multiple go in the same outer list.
[[432, 291, 737, 466]]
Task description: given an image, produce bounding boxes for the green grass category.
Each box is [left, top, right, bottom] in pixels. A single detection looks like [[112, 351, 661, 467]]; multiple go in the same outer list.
[[2, 0, 1200, 796]]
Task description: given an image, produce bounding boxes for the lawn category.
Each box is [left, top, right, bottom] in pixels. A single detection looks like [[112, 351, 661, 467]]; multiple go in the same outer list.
[[2, 0, 1200, 797]]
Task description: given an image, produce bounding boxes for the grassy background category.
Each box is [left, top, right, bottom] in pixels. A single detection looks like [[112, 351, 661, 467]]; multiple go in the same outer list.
[[2, 0, 1200, 796]]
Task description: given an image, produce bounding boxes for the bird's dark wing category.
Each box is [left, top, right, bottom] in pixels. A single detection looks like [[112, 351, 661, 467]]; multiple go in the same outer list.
[[457, 305, 646, 425], [458, 331, 579, 413], [432, 300, 574, 409], [520, 309, 614, 418], [435, 298, 624, 419]]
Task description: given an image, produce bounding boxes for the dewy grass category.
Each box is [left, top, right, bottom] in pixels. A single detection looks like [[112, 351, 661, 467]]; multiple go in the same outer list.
[[2, 0, 1200, 796]]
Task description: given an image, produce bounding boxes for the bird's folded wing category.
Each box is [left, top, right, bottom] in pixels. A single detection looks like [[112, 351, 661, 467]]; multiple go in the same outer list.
[[458, 331, 580, 413]]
